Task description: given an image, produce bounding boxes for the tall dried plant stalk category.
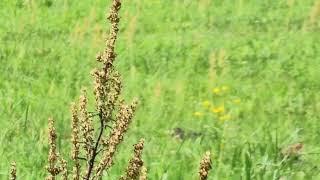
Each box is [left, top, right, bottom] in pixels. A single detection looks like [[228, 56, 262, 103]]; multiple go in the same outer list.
[[45, 118, 69, 180], [199, 151, 212, 180], [60, 158, 68, 180], [71, 103, 81, 180], [40, 0, 142, 179], [120, 139, 145, 180], [9, 0, 147, 177], [46, 118, 60, 180], [95, 101, 138, 178]]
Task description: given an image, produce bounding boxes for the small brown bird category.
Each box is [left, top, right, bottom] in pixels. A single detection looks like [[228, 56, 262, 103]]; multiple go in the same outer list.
[[171, 127, 203, 140]]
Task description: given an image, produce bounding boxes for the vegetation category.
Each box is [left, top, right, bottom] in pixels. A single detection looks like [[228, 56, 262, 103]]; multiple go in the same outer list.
[[1, 0, 320, 179]]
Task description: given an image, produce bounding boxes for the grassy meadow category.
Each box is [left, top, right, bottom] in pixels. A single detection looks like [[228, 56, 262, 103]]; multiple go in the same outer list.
[[1, 0, 320, 179]]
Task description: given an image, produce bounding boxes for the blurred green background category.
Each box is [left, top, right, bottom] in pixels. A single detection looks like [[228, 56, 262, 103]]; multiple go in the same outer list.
[[1, 0, 320, 179]]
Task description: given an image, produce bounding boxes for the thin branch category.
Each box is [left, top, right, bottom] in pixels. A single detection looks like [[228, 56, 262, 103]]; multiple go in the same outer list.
[[84, 110, 105, 180], [77, 157, 87, 161]]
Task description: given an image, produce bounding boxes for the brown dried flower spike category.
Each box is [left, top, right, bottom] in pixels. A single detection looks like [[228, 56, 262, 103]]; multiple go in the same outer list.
[[46, 118, 60, 180], [71, 103, 80, 180], [10, 0, 145, 179], [120, 139, 145, 180], [46, 118, 69, 180], [199, 151, 212, 180], [95, 100, 138, 178], [10, 162, 16, 180], [46, 0, 141, 179]]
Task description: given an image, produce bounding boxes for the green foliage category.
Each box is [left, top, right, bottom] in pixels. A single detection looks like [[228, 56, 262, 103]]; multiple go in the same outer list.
[[1, 0, 320, 179]]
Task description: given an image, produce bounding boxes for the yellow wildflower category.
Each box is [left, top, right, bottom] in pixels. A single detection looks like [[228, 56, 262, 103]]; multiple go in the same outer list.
[[211, 106, 225, 113], [211, 108, 219, 113], [202, 100, 211, 108], [219, 114, 231, 121], [193, 112, 203, 117], [222, 86, 229, 91], [233, 98, 241, 104], [212, 87, 221, 94]]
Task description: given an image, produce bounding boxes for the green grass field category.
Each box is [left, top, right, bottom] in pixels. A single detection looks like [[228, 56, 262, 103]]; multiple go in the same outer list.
[[1, 0, 320, 179]]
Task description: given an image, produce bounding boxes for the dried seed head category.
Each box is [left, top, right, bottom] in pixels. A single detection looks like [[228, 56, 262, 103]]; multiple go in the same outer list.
[[71, 102, 81, 180], [71, 103, 80, 160], [10, 162, 16, 180], [46, 118, 61, 179], [60, 158, 68, 180], [103, 0, 122, 65], [199, 151, 212, 180], [120, 139, 145, 180], [92, 68, 107, 113], [79, 90, 94, 158], [96, 52, 103, 62], [95, 100, 138, 178], [92, 67, 122, 124], [91, 0, 124, 126]]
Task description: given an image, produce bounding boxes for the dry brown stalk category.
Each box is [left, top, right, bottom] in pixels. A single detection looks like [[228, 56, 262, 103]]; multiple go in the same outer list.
[[93, 0, 122, 124], [79, 90, 94, 161], [120, 139, 145, 180], [12, 0, 145, 179], [83, 0, 126, 178], [10, 162, 16, 180], [199, 151, 212, 180], [46, 118, 69, 180], [71, 103, 81, 180], [60, 158, 68, 180], [52, 0, 139, 179], [46, 118, 60, 180], [94, 100, 138, 178]]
